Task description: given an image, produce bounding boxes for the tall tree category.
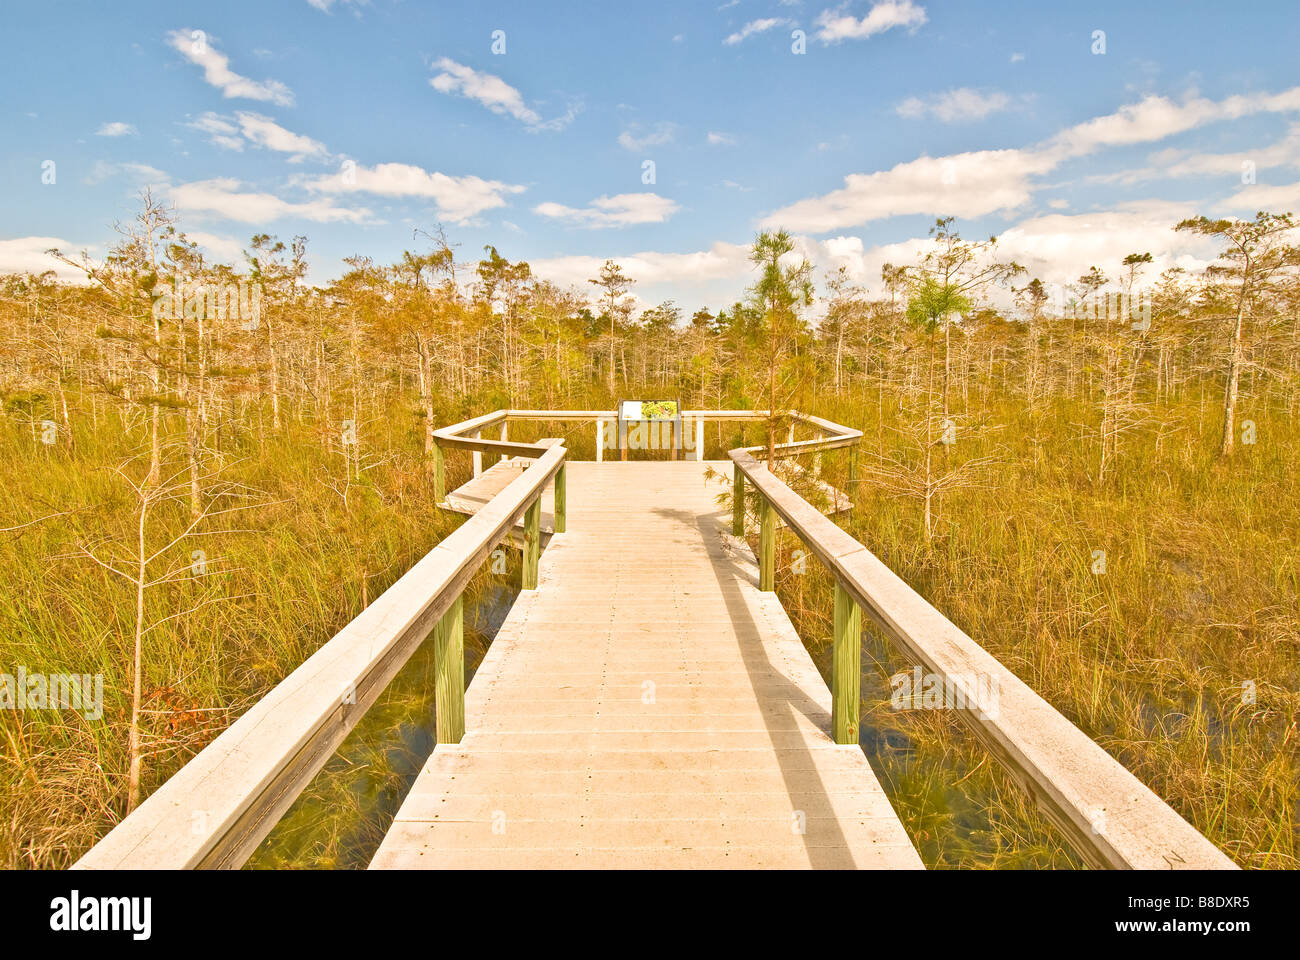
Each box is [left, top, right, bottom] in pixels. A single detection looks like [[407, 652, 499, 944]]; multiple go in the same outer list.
[[1176, 212, 1297, 455]]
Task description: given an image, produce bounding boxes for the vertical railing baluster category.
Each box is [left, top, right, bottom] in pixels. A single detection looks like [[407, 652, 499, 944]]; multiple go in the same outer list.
[[433, 443, 445, 502], [732, 463, 745, 536], [522, 497, 541, 589], [832, 583, 861, 745], [554, 464, 566, 534], [759, 496, 775, 591], [433, 595, 464, 744]]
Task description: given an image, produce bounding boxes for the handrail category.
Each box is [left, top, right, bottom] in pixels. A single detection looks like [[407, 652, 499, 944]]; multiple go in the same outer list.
[[728, 432, 1236, 870], [76, 430, 565, 869]]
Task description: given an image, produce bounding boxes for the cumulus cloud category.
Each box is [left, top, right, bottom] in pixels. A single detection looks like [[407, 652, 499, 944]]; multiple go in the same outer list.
[[708, 131, 737, 146], [896, 88, 1013, 123], [1215, 179, 1300, 214], [533, 193, 680, 228], [0, 237, 95, 281], [183, 231, 246, 262], [814, 1, 927, 43], [166, 29, 294, 106], [169, 177, 370, 224], [301, 161, 524, 224], [761, 148, 1056, 232], [95, 121, 137, 137]]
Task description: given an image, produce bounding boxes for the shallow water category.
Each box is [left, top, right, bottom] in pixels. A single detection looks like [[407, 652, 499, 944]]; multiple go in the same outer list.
[[247, 579, 516, 869]]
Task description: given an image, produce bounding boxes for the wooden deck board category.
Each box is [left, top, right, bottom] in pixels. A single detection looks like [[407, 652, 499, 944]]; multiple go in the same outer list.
[[371, 460, 921, 870]]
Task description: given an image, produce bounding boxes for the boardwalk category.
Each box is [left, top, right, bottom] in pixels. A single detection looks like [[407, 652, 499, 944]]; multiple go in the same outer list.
[[74, 409, 1234, 871], [370, 461, 923, 869]]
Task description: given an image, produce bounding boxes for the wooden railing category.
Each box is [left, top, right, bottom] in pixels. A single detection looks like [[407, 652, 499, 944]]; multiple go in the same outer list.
[[728, 423, 1237, 870], [75, 415, 565, 869]]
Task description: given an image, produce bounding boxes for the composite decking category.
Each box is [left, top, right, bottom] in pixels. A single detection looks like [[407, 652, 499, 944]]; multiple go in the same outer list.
[[370, 460, 922, 869]]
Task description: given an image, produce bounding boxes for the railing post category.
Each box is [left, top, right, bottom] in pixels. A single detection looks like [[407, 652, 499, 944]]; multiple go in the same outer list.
[[499, 420, 508, 464], [832, 583, 861, 745], [433, 443, 445, 502], [472, 429, 482, 477], [695, 417, 704, 461], [732, 463, 745, 536], [433, 594, 464, 744], [554, 464, 566, 534], [759, 496, 775, 591], [522, 497, 541, 589], [595, 419, 603, 462]]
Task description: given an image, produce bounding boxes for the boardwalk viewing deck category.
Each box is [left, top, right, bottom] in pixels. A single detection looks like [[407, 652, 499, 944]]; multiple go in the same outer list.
[[372, 461, 922, 868], [73, 408, 1237, 871]]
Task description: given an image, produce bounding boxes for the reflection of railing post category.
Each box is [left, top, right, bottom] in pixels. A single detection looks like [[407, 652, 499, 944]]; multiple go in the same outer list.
[[832, 583, 861, 745], [554, 465, 566, 534], [759, 496, 775, 591], [433, 444, 445, 502], [433, 595, 464, 744], [732, 463, 745, 536], [522, 498, 541, 589]]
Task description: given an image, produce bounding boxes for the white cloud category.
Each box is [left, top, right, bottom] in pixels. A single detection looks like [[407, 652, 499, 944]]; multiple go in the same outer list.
[[762, 148, 1055, 232], [814, 1, 927, 43], [764, 86, 1300, 232], [430, 58, 574, 131], [990, 203, 1220, 289], [169, 178, 370, 224], [166, 29, 294, 106], [234, 112, 329, 161], [306, 0, 368, 11], [1010, 52, 1025, 63], [0, 237, 94, 281], [1098, 123, 1300, 185], [1044, 89, 1300, 161], [187, 112, 245, 151], [529, 241, 752, 307], [301, 162, 524, 224], [95, 121, 137, 137], [83, 161, 169, 186], [184, 231, 245, 262], [186, 111, 330, 161], [533, 193, 680, 228], [724, 18, 788, 45], [617, 123, 677, 152], [1215, 179, 1300, 213], [707, 131, 737, 146], [896, 88, 1013, 123]]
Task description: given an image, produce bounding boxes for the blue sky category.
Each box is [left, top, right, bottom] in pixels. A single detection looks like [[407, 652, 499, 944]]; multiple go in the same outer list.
[[3, 0, 1298, 310]]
